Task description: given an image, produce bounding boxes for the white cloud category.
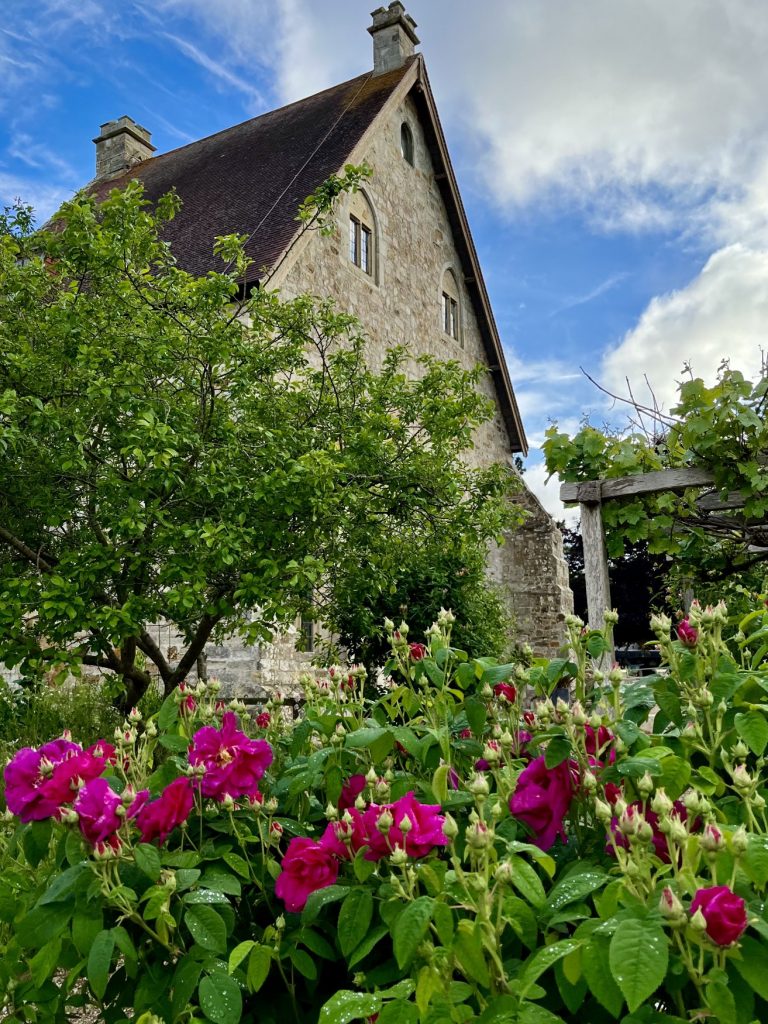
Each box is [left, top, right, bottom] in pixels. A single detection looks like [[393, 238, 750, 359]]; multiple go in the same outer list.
[[602, 244, 768, 411], [522, 459, 579, 528]]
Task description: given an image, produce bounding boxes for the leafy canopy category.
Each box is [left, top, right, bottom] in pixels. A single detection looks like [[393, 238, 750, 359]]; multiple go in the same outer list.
[[0, 183, 518, 704]]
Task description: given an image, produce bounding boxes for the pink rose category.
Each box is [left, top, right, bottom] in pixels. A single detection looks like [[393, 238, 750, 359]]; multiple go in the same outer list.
[[509, 755, 576, 851], [409, 643, 427, 661], [136, 777, 195, 845], [275, 837, 339, 912], [74, 778, 123, 846], [189, 711, 273, 801], [4, 738, 106, 822], [677, 618, 698, 647], [338, 774, 367, 812], [362, 792, 447, 861], [493, 681, 517, 702], [691, 886, 747, 945]]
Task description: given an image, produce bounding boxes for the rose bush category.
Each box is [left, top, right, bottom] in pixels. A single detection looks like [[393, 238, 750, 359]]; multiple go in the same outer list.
[[2, 600, 768, 1022]]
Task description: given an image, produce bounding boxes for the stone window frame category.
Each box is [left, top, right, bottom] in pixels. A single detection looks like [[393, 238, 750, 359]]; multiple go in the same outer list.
[[347, 189, 379, 284], [440, 267, 463, 347], [400, 121, 415, 166]]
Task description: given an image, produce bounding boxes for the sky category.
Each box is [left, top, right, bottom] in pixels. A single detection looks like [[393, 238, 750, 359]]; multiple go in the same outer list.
[[2, 0, 767, 521]]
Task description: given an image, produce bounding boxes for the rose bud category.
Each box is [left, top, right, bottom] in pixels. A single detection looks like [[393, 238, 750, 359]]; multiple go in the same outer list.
[[690, 886, 748, 945]]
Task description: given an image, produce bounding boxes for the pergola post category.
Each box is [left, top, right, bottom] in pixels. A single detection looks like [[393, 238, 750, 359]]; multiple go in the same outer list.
[[576, 481, 614, 665]]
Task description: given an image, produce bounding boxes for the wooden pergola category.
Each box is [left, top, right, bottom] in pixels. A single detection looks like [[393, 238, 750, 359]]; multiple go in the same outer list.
[[558, 466, 759, 661]]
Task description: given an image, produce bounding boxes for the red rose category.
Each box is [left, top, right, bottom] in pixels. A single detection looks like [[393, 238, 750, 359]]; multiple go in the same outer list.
[[274, 837, 339, 912], [256, 712, 271, 729], [136, 777, 195, 845], [409, 642, 427, 661], [691, 886, 748, 945], [677, 618, 698, 647], [493, 681, 517, 702]]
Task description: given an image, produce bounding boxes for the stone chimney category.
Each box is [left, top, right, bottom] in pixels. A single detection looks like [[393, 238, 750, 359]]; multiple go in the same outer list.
[[93, 116, 155, 180], [368, 3, 419, 76]]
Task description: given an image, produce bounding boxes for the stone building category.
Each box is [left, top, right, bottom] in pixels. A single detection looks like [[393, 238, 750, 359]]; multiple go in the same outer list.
[[89, 4, 572, 695]]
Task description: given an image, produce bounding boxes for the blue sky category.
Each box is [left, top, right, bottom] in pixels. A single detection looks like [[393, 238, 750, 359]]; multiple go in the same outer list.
[[3, 0, 768, 518]]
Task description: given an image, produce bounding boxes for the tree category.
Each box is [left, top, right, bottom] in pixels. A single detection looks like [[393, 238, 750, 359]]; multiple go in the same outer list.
[[544, 363, 768, 591], [0, 184, 518, 705]]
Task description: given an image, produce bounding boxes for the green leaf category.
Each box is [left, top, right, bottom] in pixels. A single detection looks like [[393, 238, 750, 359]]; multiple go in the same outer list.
[[743, 835, 768, 887], [609, 918, 668, 1013], [393, 896, 434, 969], [519, 939, 582, 997], [22, 820, 53, 868], [29, 938, 62, 988], [16, 903, 72, 949], [453, 919, 490, 987], [338, 889, 374, 958], [318, 990, 381, 1024], [583, 936, 624, 1017], [735, 711, 768, 755], [545, 870, 607, 914], [734, 936, 768, 1001], [302, 884, 350, 925], [707, 980, 737, 1024], [416, 966, 444, 1017], [184, 905, 227, 953], [172, 957, 202, 1020], [348, 924, 389, 967], [199, 971, 242, 1024], [290, 947, 317, 979], [246, 944, 272, 993], [87, 929, 115, 1001], [544, 735, 571, 768], [508, 855, 547, 908], [464, 696, 487, 735], [38, 862, 87, 904], [134, 843, 162, 881], [228, 940, 255, 973]]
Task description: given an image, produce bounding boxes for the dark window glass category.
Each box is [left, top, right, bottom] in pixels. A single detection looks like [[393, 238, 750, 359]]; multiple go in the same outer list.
[[401, 122, 414, 165]]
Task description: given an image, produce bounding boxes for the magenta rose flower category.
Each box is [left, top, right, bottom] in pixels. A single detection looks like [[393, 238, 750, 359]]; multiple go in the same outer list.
[[136, 777, 195, 845], [74, 778, 123, 846], [677, 618, 698, 647], [493, 681, 517, 702], [509, 755, 576, 850], [362, 792, 447, 861], [691, 886, 748, 945], [320, 809, 369, 859], [584, 724, 614, 760], [189, 711, 273, 801], [274, 837, 339, 912], [409, 642, 427, 661], [4, 738, 108, 822], [255, 712, 270, 729], [338, 774, 367, 812]]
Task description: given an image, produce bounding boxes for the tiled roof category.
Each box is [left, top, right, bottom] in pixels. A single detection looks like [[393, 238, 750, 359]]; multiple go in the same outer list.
[[90, 61, 413, 283]]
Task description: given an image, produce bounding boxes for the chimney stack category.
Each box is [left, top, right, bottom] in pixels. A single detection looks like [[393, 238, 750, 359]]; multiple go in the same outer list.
[[368, 3, 419, 76], [93, 116, 155, 179]]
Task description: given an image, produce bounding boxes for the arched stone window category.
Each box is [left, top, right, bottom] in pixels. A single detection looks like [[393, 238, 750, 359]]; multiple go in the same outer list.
[[348, 190, 377, 280], [441, 268, 461, 345], [401, 122, 414, 165]]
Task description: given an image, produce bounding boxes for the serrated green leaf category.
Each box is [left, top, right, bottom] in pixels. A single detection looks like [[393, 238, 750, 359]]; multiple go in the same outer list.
[[184, 905, 227, 953], [393, 896, 434, 969], [338, 889, 374, 958], [318, 990, 381, 1024], [198, 971, 242, 1024], [736, 711, 768, 755], [87, 929, 115, 1001], [134, 843, 162, 881], [609, 918, 667, 1013], [246, 944, 272, 993]]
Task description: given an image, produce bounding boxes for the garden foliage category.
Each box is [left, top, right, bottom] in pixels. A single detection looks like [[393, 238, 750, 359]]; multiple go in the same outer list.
[[0, 184, 518, 705], [3, 602, 768, 1022]]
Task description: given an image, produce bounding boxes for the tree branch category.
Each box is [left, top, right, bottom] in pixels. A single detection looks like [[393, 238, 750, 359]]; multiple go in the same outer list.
[[0, 525, 57, 571]]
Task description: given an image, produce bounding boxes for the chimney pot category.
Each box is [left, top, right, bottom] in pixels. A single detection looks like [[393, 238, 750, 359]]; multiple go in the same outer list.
[[368, 2, 419, 76], [93, 115, 155, 180]]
